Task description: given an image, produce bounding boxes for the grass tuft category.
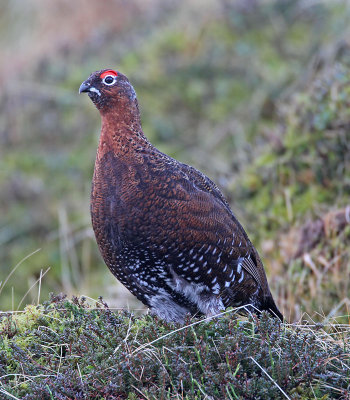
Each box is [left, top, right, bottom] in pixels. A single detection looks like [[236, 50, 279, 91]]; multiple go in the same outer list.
[[0, 296, 349, 399]]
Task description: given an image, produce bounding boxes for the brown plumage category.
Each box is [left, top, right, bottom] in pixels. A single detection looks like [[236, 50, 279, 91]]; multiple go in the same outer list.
[[79, 69, 283, 323]]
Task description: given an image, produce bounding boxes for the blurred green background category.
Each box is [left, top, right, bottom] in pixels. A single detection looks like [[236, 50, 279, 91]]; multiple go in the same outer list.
[[0, 0, 349, 322]]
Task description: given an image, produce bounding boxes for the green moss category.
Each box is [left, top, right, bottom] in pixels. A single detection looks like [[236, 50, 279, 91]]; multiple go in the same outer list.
[[0, 297, 348, 399]]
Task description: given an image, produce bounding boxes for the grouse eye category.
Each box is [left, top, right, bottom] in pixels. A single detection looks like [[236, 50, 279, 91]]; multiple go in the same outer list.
[[102, 75, 116, 85]]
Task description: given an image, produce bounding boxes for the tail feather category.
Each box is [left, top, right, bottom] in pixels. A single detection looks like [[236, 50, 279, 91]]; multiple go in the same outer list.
[[262, 295, 283, 322]]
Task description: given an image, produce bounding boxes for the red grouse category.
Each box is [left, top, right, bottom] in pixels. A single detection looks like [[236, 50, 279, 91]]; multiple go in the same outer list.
[[79, 69, 283, 323]]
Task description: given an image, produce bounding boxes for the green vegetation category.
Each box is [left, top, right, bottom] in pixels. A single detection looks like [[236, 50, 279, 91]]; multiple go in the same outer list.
[[1, 297, 349, 399], [0, 1, 350, 397]]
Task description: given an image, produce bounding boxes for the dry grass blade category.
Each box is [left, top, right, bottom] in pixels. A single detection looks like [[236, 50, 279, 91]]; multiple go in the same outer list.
[[132, 305, 252, 355], [0, 248, 41, 296], [16, 267, 50, 311], [250, 357, 291, 400], [131, 385, 151, 400], [37, 268, 43, 305], [0, 388, 21, 400]]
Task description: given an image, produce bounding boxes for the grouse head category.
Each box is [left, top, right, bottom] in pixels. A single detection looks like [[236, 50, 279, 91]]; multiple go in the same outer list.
[[79, 69, 137, 113]]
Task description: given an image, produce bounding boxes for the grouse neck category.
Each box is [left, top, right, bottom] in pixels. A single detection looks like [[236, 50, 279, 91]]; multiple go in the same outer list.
[[98, 102, 149, 158]]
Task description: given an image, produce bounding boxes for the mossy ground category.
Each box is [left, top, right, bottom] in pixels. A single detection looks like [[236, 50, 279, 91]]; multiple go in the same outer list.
[[1, 296, 349, 399]]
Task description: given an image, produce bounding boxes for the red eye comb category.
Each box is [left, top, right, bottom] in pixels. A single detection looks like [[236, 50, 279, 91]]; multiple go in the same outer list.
[[100, 70, 118, 79]]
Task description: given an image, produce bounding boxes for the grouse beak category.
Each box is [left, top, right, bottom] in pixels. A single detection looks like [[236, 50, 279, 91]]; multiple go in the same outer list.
[[79, 80, 102, 97], [79, 80, 91, 94]]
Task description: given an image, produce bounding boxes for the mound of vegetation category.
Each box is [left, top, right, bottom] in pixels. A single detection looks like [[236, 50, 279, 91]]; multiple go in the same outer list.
[[1, 296, 349, 399], [1, 0, 350, 312], [1, 2, 349, 397]]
